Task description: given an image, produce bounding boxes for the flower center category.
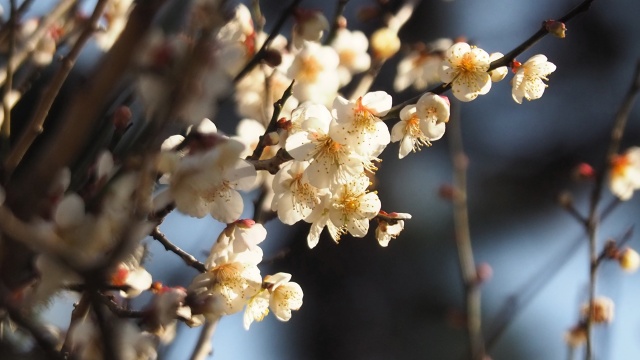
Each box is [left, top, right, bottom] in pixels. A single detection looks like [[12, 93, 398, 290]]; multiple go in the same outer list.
[[459, 53, 477, 74], [298, 56, 323, 82]]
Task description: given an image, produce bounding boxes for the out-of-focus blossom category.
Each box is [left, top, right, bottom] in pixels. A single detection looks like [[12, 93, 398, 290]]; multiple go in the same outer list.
[[609, 147, 640, 200], [439, 42, 491, 102], [292, 9, 329, 49], [511, 54, 556, 104], [618, 247, 640, 273], [331, 28, 371, 86], [394, 39, 452, 92], [580, 297, 614, 324], [287, 41, 340, 105], [370, 27, 400, 60], [95, 0, 135, 50]]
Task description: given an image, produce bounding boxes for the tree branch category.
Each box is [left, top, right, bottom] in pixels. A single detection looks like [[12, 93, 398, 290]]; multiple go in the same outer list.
[[151, 226, 206, 273]]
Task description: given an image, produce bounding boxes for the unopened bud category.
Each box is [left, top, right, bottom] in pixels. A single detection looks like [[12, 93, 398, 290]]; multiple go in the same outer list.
[[439, 184, 455, 200], [370, 27, 401, 60], [619, 247, 640, 273], [278, 118, 292, 131], [511, 59, 522, 74], [557, 191, 573, 208], [573, 162, 595, 180], [476, 263, 493, 283], [113, 106, 132, 133], [263, 49, 282, 67], [545, 20, 566, 38], [564, 324, 587, 347]]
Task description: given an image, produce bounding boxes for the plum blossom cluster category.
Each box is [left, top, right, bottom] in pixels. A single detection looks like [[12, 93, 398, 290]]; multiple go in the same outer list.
[[394, 40, 557, 104]]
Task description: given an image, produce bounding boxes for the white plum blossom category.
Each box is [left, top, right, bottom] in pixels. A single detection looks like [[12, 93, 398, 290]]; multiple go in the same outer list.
[[243, 272, 303, 330], [169, 138, 257, 223], [271, 161, 323, 225], [332, 91, 392, 158], [609, 147, 640, 200], [292, 9, 329, 49], [189, 249, 263, 318], [285, 103, 363, 189], [328, 174, 381, 241], [331, 28, 371, 86], [375, 212, 411, 247], [511, 54, 556, 104], [439, 42, 491, 102], [287, 41, 340, 105], [390, 103, 445, 159]]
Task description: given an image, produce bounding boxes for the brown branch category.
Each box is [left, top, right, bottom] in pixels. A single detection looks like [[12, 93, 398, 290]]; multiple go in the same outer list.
[[448, 102, 484, 360], [1, 0, 17, 145], [151, 226, 206, 273], [3, 0, 110, 178], [381, 0, 598, 121], [585, 60, 640, 359], [247, 147, 293, 174], [233, 0, 303, 83], [99, 293, 147, 318]]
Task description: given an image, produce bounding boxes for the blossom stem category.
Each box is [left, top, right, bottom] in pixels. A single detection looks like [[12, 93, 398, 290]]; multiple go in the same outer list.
[[233, 0, 303, 83], [3, 0, 110, 179], [190, 318, 221, 360], [381, 0, 598, 121], [151, 226, 206, 273], [585, 60, 640, 360], [448, 103, 485, 360], [247, 80, 295, 162]]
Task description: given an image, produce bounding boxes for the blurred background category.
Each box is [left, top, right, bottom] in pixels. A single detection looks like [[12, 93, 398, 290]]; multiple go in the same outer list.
[[15, 0, 640, 359]]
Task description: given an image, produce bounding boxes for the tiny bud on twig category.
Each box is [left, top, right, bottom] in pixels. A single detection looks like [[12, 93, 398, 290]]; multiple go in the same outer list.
[[544, 20, 567, 38]]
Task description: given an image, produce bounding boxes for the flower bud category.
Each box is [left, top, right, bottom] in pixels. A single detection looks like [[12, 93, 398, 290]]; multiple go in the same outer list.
[[544, 20, 567, 38], [618, 247, 640, 273], [263, 48, 283, 67], [370, 27, 401, 60], [580, 297, 614, 324], [113, 105, 132, 133], [564, 324, 587, 347], [573, 162, 595, 180]]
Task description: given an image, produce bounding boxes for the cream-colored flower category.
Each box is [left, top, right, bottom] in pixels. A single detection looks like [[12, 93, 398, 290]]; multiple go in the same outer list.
[[609, 147, 640, 200], [511, 54, 556, 104], [439, 42, 491, 102]]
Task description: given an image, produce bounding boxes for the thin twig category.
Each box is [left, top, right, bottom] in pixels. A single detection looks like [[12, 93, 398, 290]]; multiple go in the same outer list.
[[247, 80, 295, 162], [99, 293, 147, 318], [190, 317, 221, 360], [233, 0, 303, 83], [585, 61, 640, 360], [382, 0, 598, 121], [448, 102, 484, 360], [3, 0, 110, 178], [0, 0, 78, 87], [151, 226, 206, 273], [324, 0, 349, 45]]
